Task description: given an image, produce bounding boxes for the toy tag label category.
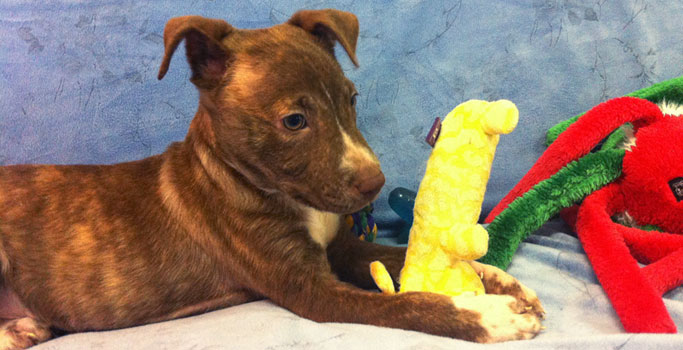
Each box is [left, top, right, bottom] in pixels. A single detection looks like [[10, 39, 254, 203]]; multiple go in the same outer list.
[[425, 117, 442, 147], [670, 177, 683, 202]]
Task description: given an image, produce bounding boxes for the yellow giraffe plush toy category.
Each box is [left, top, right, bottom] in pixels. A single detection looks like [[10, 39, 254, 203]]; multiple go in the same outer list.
[[371, 99, 518, 296]]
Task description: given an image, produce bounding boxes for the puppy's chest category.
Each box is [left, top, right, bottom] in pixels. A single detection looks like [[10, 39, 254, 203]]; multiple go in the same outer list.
[[301, 207, 340, 248]]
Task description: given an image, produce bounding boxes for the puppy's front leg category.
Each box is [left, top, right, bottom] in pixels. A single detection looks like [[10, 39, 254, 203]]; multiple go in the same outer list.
[[326, 226, 406, 289], [245, 233, 540, 342]]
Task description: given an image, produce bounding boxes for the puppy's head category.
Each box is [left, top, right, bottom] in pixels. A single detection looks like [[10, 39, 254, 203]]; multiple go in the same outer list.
[[158, 9, 384, 214]]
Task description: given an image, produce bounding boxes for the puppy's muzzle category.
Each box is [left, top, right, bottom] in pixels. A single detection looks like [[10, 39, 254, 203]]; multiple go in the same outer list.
[[352, 166, 385, 200]]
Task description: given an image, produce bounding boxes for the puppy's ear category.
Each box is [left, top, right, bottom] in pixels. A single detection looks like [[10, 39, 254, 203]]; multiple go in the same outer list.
[[157, 16, 234, 88], [288, 9, 359, 67]]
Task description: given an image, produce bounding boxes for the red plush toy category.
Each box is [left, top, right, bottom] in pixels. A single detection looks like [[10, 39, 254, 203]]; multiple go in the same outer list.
[[487, 97, 683, 333]]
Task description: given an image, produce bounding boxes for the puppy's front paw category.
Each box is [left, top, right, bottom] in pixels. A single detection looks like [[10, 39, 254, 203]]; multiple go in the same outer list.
[[0, 317, 51, 350], [470, 262, 545, 318], [452, 294, 542, 343]]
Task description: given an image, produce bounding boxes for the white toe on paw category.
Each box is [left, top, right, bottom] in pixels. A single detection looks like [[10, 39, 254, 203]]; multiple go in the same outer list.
[[512, 281, 545, 317], [452, 294, 542, 343]]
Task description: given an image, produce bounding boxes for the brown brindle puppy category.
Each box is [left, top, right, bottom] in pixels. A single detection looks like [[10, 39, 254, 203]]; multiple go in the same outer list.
[[0, 9, 543, 348]]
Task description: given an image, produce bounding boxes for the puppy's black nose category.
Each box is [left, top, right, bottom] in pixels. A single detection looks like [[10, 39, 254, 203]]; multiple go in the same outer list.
[[353, 170, 385, 199]]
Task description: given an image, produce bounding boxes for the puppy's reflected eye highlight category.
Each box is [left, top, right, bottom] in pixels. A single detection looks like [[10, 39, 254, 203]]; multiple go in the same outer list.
[[282, 113, 307, 131], [350, 93, 359, 107]]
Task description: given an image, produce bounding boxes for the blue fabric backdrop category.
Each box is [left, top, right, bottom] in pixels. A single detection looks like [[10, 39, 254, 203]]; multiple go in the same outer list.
[[3, 0, 681, 226]]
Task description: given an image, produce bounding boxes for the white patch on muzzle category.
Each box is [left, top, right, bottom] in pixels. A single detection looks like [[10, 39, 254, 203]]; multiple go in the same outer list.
[[339, 129, 379, 172]]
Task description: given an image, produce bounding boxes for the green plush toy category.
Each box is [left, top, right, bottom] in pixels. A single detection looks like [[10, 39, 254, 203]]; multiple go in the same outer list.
[[479, 75, 683, 269]]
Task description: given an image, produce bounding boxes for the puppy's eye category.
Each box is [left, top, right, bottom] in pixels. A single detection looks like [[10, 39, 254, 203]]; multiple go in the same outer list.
[[350, 93, 359, 107], [282, 113, 307, 131]]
